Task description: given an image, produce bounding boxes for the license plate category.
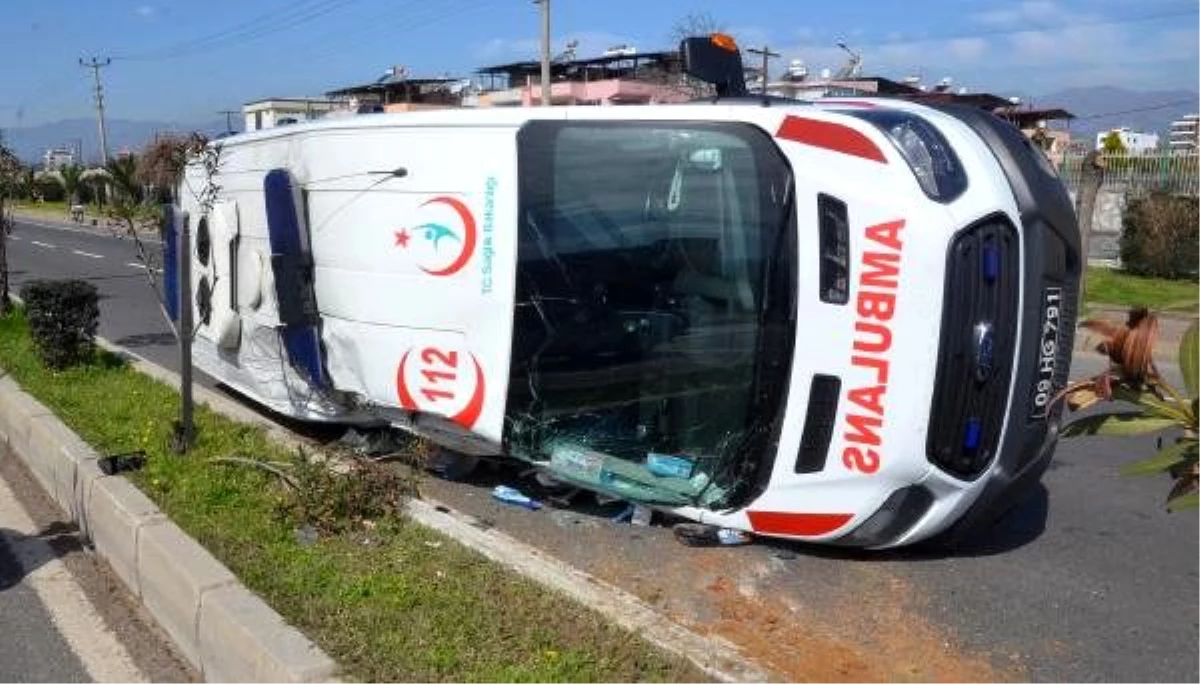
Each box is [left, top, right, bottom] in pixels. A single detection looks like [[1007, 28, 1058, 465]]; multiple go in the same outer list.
[[1030, 286, 1063, 419]]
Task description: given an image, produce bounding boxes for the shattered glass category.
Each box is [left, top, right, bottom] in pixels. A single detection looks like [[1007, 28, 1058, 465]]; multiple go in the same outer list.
[[505, 122, 796, 510]]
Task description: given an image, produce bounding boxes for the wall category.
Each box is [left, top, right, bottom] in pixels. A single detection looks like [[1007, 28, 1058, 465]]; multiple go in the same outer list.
[[1069, 188, 1126, 264]]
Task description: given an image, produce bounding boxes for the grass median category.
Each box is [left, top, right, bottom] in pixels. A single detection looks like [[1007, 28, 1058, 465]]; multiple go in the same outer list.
[[0, 308, 704, 682], [1085, 266, 1198, 313]]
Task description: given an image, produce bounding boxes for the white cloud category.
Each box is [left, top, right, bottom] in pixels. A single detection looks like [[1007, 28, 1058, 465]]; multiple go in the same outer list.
[[475, 31, 638, 62], [768, 7, 1198, 94], [135, 5, 156, 17], [973, 0, 1063, 27], [947, 37, 989, 61]]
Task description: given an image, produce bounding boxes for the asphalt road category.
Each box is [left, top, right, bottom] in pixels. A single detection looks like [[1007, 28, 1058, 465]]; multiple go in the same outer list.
[[0, 445, 194, 682], [5, 215, 1198, 681]]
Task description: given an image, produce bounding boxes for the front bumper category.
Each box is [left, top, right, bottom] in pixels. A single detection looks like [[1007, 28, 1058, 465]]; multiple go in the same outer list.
[[925, 104, 1081, 546]]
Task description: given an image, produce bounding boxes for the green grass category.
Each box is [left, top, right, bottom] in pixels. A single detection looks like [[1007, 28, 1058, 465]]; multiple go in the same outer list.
[[13, 199, 73, 217], [0, 310, 704, 683], [1086, 267, 1198, 313]]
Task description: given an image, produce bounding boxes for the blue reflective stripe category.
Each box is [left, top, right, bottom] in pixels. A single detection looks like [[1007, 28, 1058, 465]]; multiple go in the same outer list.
[[264, 168, 326, 388], [162, 205, 179, 322]]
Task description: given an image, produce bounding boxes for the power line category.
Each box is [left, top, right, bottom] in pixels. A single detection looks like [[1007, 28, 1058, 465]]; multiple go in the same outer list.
[[155, 0, 494, 98], [1073, 99, 1199, 121], [534, 0, 551, 106], [746, 45, 781, 95], [113, 0, 366, 62], [839, 8, 1200, 48], [218, 110, 240, 134], [79, 57, 112, 164]]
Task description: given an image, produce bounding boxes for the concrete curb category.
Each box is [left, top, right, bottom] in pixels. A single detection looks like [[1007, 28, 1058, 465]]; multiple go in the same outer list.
[[0, 371, 339, 683]]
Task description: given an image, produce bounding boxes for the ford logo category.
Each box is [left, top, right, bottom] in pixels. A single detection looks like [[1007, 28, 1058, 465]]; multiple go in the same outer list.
[[972, 322, 996, 383]]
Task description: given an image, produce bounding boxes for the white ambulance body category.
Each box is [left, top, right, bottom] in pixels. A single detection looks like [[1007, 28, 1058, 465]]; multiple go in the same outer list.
[[173, 94, 1079, 548]]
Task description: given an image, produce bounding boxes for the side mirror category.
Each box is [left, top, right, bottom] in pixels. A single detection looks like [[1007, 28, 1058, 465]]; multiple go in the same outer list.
[[679, 35, 747, 98]]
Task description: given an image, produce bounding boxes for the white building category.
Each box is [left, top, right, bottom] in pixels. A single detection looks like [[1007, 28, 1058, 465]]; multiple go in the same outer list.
[[42, 146, 76, 170], [242, 98, 343, 132], [1168, 114, 1198, 153], [1095, 127, 1160, 154]]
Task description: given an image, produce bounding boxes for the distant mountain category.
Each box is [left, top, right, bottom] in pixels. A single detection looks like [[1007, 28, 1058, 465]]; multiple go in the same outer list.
[[1033, 86, 1198, 139], [2, 117, 234, 165]]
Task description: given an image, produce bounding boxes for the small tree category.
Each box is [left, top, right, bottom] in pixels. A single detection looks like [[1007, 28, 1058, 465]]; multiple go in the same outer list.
[[666, 12, 728, 99], [1101, 130, 1127, 156], [105, 153, 175, 336], [81, 167, 110, 208], [137, 133, 205, 204], [1062, 309, 1198, 510], [56, 164, 85, 208], [0, 135, 21, 316]]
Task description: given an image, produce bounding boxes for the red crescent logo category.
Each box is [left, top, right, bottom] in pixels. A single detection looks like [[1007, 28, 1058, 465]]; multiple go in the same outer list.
[[395, 350, 486, 429], [450, 356, 485, 428], [419, 196, 477, 277], [396, 350, 418, 411]]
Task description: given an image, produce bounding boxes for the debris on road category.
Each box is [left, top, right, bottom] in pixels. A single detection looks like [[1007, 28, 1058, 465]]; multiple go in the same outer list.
[[492, 485, 542, 510], [672, 523, 754, 547]]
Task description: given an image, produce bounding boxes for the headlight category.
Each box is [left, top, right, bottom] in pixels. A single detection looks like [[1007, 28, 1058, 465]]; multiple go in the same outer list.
[[848, 110, 968, 202]]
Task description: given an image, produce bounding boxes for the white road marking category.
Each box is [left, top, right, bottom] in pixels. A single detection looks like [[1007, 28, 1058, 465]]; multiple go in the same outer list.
[[30, 240, 56, 249], [125, 262, 162, 274], [7, 235, 19, 241], [12, 216, 162, 244], [0, 476, 147, 683], [72, 250, 104, 259]]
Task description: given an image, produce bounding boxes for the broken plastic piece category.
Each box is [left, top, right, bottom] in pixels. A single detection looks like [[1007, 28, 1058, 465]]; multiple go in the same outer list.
[[672, 522, 754, 547], [632, 504, 654, 526], [611, 503, 635, 523], [492, 485, 542, 510], [98, 450, 146, 475], [646, 453, 695, 479]]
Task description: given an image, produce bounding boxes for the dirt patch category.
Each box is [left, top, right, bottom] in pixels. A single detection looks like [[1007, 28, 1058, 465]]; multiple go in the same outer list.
[[583, 542, 1025, 682], [700, 564, 1025, 682]]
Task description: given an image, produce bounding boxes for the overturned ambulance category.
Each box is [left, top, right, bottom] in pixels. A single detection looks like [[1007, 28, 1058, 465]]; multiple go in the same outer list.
[[170, 37, 1079, 548]]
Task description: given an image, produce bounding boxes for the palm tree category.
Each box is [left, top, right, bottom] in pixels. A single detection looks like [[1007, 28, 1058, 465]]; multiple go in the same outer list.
[[105, 153, 142, 205], [80, 167, 110, 208], [57, 163, 85, 208]]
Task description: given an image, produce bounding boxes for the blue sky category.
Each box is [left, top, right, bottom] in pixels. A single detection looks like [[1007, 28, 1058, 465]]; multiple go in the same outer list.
[[2, 0, 1197, 127]]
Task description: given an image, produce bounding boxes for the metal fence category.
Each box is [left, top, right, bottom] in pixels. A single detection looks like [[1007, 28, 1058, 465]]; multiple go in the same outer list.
[[1057, 151, 1199, 197]]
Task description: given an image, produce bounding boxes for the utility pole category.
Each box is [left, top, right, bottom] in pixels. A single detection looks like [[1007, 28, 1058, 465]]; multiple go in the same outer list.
[[534, 0, 551, 106], [746, 45, 780, 95], [79, 57, 112, 164], [218, 110, 239, 135]]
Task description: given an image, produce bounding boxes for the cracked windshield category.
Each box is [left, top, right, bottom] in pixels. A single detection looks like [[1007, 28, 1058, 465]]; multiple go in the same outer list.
[[505, 122, 796, 508]]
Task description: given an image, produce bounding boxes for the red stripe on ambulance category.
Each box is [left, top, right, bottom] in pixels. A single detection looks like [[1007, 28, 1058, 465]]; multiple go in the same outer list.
[[775, 116, 888, 163], [747, 511, 854, 537], [842, 219, 906, 475]]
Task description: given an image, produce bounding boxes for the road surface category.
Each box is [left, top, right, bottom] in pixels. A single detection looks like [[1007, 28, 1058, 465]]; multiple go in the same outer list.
[[5, 215, 1197, 681], [0, 444, 194, 682]]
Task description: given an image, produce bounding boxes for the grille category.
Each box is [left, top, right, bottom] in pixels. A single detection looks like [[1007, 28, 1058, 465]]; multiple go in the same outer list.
[[796, 374, 840, 473], [927, 217, 1020, 479]]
